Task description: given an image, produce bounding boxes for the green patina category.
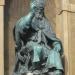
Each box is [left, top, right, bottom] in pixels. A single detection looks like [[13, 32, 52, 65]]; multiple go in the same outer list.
[[13, 0, 64, 75]]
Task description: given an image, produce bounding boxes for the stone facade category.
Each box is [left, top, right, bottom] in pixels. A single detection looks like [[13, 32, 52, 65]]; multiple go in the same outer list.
[[0, 0, 75, 75], [56, 0, 75, 75]]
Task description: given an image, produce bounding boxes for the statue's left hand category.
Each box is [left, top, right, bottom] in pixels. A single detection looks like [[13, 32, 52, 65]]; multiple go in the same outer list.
[[53, 42, 61, 52]]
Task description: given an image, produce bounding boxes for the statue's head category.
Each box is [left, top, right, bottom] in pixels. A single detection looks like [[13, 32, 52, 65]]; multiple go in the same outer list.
[[30, 0, 46, 10]]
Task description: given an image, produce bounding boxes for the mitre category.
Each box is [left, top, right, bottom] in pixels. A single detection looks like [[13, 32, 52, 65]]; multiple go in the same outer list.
[[30, 0, 46, 8]]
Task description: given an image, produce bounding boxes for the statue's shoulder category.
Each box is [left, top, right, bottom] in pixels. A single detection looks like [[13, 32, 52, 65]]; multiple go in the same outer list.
[[15, 14, 31, 30], [16, 13, 32, 27], [15, 16, 27, 27]]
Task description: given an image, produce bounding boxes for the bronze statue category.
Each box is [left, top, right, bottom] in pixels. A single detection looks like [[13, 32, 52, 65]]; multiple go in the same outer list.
[[13, 0, 64, 75]]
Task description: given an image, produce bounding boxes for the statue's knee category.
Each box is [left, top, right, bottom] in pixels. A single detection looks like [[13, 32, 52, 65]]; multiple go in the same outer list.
[[54, 70, 63, 75]]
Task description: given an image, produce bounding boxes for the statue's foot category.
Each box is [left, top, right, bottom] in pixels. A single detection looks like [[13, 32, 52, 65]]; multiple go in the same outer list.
[[48, 70, 63, 75], [33, 70, 41, 75], [26, 73, 33, 75], [48, 72, 54, 75]]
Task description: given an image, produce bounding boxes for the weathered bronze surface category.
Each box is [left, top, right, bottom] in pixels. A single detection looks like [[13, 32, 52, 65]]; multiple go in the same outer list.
[[13, 0, 64, 75]]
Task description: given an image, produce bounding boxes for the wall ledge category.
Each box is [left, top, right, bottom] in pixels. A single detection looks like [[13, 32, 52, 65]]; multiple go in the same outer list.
[[56, 0, 75, 15], [0, 0, 5, 6]]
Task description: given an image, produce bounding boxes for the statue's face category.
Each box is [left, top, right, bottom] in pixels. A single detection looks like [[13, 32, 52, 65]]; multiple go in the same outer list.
[[32, 7, 44, 19], [35, 8, 44, 19]]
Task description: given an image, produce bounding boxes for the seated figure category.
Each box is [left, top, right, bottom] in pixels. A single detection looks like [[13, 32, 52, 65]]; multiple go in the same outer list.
[[13, 0, 64, 75]]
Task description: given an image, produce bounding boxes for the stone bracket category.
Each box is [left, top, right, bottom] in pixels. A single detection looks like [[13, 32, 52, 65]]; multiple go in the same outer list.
[[56, 0, 75, 15]]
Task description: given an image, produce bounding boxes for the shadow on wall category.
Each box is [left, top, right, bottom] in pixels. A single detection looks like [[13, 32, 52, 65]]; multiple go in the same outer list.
[[4, 0, 12, 75], [4, 0, 30, 75], [62, 55, 68, 75], [64, 56, 68, 75]]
